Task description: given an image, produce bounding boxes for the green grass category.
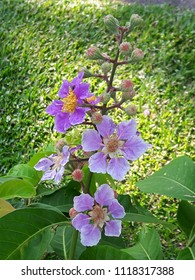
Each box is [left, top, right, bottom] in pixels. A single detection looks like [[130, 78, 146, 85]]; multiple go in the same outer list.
[[0, 0, 195, 259]]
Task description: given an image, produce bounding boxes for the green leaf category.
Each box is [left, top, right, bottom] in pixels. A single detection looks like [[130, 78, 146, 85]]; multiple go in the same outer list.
[[0, 208, 68, 260], [177, 200, 195, 238], [122, 227, 163, 260], [0, 177, 36, 199], [177, 245, 195, 260], [51, 225, 85, 260], [137, 156, 195, 201], [39, 181, 80, 212], [7, 164, 41, 186], [0, 199, 15, 218], [79, 245, 135, 260]]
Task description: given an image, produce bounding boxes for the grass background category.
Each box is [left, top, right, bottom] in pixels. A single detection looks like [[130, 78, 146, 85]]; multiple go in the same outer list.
[[0, 0, 195, 259]]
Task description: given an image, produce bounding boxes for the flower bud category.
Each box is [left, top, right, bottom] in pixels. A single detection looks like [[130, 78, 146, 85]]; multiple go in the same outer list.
[[69, 207, 78, 219], [81, 67, 94, 78], [122, 90, 136, 101], [130, 14, 143, 28], [121, 79, 134, 92], [131, 48, 144, 62], [99, 91, 110, 104], [72, 169, 84, 182], [119, 42, 132, 56], [104, 15, 119, 34], [86, 46, 105, 60], [101, 62, 111, 74], [55, 139, 66, 151], [125, 104, 137, 116], [91, 111, 103, 124]]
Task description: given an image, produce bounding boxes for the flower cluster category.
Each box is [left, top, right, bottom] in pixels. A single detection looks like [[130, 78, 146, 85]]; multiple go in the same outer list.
[[34, 14, 151, 247]]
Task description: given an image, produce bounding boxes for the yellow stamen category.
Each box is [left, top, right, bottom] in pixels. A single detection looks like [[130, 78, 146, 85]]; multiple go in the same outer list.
[[62, 89, 77, 113]]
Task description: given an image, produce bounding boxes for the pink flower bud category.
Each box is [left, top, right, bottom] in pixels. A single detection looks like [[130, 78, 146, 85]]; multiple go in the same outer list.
[[101, 62, 111, 74], [130, 14, 143, 28], [122, 90, 136, 101], [125, 104, 137, 116], [91, 111, 103, 124], [121, 79, 134, 92], [69, 208, 78, 219], [72, 169, 84, 182], [119, 42, 132, 56], [131, 48, 144, 61], [86, 46, 105, 60]]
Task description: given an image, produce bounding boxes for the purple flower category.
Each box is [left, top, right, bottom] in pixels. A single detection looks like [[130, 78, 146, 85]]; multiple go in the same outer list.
[[46, 72, 93, 133], [34, 145, 70, 184], [71, 184, 125, 246], [82, 116, 151, 181]]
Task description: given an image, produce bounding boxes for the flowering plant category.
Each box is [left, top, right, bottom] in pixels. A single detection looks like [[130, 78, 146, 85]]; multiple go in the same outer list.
[[0, 14, 194, 260]]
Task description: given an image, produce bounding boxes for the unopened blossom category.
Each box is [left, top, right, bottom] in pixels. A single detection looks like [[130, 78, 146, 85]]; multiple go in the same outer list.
[[71, 184, 125, 246], [46, 72, 93, 133], [82, 116, 151, 181], [119, 42, 132, 56], [72, 169, 84, 182], [121, 79, 134, 92], [91, 111, 103, 124], [125, 104, 137, 116], [131, 48, 144, 61], [34, 145, 70, 184]]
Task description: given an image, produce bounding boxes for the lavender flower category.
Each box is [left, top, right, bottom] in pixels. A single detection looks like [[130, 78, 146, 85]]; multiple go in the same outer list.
[[82, 116, 151, 181], [46, 72, 93, 133], [71, 184, 125, 246], [34, 145, 70, 184]]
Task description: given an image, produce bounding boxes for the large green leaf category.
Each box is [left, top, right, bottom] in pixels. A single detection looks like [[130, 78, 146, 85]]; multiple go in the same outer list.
[[7, 164, 41, 186], [51, 225, 85, 260], [177, 245, 195, 260], [39, 181, 80, 212], [0, 177, 36, 199], [177, 201, 195, 238], [0, 207, 68, 260], [137, 156, 195, 201], [122, 227, 163, 260], [0, 199, 15, 218], [79, 245, 135, 260]]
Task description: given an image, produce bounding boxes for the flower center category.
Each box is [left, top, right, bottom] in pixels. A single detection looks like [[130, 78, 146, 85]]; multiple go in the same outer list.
[[52, 153, 63, 169], [106, 137, 119, 153], [89, 204, 109, 228], [62, 89, 77, 113]]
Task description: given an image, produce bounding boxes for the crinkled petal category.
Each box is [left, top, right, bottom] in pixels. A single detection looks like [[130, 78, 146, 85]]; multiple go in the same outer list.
[[105, 220, 122, 237], [46, 100, 63, 116], [117, 119, 137, 140], [74, 83, 91, 99], [70, 72, 84, 87], [109, 200, 125, 219], [61, 146, 70, 165], [96, 115, 116, 138], [55, 112, 71, 133], [82, 130, 102, 152], [34, 158, 53, 171], [107, 157, 129, 181], [58, 80, 69, 98], [73, 193, 94, 212], [89, 152, 107, 174], [69, 107, 87, 125], [80, 224, 101, 246], [122, 136, 151, 160], [72, 213, 90, 231], [54, 166, 65, 184], [94, 184, 115, 207], [41, 169, 56, 181]]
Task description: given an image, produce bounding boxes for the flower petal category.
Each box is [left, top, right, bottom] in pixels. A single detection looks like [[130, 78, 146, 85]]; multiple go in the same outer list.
[[54, 166, 65, 184], [70, 72, 84, 87], [94, 184, 115, 207], [89, 152, 107, 174], [73, 193, 94, 212], [55, 112, 71, 133], [105, 220, 122, 237], [107, 157, 129, 181], [46, 100, 63, 116], [72, 213, 90, 231], [82, 130, 102, 152], [41, 169, 56, 181], [117, 118, 137, 140], [74, 83, 90, 99], [109, 200, 125, 219], [80, 224, 101, 246], [96, 115, 116, 138], [58, 80, 69, 98], [34, 158, 53, 171], [61, 146, 70, 165], [122, 136, 151, 160], [69, 107, 87, 125]]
